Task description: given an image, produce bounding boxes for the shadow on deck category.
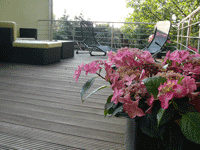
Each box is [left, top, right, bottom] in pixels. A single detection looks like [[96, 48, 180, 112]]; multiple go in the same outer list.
[[0, 52, 126, 150]]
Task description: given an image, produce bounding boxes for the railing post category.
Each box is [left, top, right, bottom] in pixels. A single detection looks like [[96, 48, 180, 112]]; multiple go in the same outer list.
[[177, 24, 180, 49], [49, 0, 53, 41], [111, 23, 114, 48], [198, 23, 200, 53], [72, 21, 75, 41], [186, 17, 191, 48], [180, 23, 184, 50]]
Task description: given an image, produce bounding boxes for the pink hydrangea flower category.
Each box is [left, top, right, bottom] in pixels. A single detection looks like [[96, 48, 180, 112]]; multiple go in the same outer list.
[[181, 76, 197, 93], [84, 61, 102, 75], [159, 91, 174, 109], [162, 50, 171, 65], [111, 88, 124, 104], [123, 74, 136, 86], [147, 94, 154, 106], [173, 84, 188, 98], [123, 100, 145, 118], [73, 63, 84, 82], [188, 45, 198, 52]]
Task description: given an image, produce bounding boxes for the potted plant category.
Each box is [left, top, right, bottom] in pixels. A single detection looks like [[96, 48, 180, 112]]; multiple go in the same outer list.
[[74, 47, 200, 149]]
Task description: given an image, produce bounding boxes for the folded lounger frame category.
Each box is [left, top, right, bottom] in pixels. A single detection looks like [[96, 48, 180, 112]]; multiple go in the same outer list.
[[143, 21, 171, 62], [77, 21, 116, 56]]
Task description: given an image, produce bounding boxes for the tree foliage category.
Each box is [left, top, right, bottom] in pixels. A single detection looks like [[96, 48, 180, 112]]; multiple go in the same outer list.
[[125, 0, 199, 23], [53, 10, 89, 41], [123, 0, 200, 49]]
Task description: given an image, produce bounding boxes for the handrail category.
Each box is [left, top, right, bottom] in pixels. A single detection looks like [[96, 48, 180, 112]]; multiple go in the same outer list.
[[38, 20, 155, 25], [37, 20, 158, 49], [178, 6, 200, 25], [177, 6, 200, 53], [37, 20, 178, 53]]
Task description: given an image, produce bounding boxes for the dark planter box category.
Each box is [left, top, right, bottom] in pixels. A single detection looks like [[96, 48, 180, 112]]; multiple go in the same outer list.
[[126, 117, 200, 150]]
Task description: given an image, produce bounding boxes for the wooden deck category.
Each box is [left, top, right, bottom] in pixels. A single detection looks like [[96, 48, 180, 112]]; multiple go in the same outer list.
[[0, 52, 126, 149]]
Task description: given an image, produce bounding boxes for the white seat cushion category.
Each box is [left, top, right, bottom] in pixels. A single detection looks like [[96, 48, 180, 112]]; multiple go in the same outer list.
[[13, 40, 62, 49]]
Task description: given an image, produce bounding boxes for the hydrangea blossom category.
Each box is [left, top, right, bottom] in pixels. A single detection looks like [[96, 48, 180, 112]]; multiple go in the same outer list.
[[157, 72, 197, 109], [74, 48, 200, 118]]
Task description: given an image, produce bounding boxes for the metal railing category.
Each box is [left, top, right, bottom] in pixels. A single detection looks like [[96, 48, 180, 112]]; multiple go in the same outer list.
[[176, 6, 200, 53], [38, 7, 200, 54], [37, 20, 163, 50], [37, 19, 178, 52]]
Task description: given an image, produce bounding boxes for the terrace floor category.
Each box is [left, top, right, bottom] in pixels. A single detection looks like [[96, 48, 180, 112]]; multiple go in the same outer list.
[[0, 52, 126, 150]]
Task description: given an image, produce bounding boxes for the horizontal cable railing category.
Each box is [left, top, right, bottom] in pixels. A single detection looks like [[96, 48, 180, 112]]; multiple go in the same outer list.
[[37, 20, 177, 52]]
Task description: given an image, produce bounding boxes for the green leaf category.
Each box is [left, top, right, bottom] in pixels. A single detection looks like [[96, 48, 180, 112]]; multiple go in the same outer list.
[[105, 102, 115, 110], [104, 95, 114, 117], [107, 94, 113, 102], [104, 108, 115, 117], [157, 108, 166, 127], [167, 59, 172, 65], [143, 76, 167, 98], [84, 85, 110, 100], [178, 76, 184, 84], [180, 112, 200, 144], [80, 77, 97, 102], [112, 106, 123, 116]]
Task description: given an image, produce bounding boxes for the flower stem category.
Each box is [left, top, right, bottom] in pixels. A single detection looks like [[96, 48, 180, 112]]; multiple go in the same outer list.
[[96, 72, 105, 80]]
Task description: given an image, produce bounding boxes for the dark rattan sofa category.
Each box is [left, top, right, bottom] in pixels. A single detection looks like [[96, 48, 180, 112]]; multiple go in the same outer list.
[[0, 21, 62, 65]]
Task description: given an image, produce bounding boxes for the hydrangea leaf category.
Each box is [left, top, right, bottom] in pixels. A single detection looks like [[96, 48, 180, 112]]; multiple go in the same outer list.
[[157, 107, 166, 127], [80, 77, 97, 102], [112, 106, 124, 116], [178, 76, 184, 84], [180, 112, 200, 144], [84, 85, 110, 100], [104, 95, 114, 117], [143, 76, 167, 98]]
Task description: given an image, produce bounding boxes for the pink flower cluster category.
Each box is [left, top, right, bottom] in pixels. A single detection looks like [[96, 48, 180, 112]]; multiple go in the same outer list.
[[73, 60, 104, 82], [74, 48, 160, 118], [74, 48, 200, 118], [188, 45, 198, 52], [156, 71, 197, 109], [162, 50, 200, 81]]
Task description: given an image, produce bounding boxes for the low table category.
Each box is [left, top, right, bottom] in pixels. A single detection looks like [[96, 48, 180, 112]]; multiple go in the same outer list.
[[57, 40, 74, 59]]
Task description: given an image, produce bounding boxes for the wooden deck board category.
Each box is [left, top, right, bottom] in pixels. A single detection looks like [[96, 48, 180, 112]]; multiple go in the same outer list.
[[0, 53, 126, 149]]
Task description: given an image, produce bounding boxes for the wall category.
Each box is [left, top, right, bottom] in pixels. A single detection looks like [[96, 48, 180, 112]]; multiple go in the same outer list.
[[0, 0, 50, 39]]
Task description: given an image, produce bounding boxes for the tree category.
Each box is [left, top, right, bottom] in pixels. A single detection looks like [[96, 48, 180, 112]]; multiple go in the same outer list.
[[53, 9, 73, 40], [123, 0, 200, 49], [53, 10, 90, 41], [125, 0, 199, 23]]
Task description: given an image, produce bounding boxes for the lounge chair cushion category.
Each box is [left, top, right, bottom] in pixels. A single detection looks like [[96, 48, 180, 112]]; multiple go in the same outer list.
[[13, 40, 62, 49]]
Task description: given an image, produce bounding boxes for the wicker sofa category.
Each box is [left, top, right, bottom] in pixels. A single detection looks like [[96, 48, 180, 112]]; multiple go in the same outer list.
[[0, 21, 62, 65]]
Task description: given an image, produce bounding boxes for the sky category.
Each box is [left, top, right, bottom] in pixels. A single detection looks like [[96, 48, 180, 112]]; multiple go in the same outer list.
[[53, 0, 133, 22]]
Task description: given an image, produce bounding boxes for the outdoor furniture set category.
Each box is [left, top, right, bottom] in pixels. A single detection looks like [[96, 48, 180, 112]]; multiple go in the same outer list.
[[0, 20, 171, 65], [0, 21, 74, 65]]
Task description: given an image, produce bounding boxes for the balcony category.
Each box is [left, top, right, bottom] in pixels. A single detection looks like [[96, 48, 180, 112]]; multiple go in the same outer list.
[[0, 6, 199, 150], [37, 5, 200, 55]]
